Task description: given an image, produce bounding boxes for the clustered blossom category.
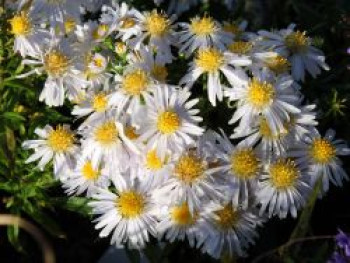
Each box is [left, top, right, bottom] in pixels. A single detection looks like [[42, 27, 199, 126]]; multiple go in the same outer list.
[[329, 230, 350, 263], [14, 0, 349, 259]]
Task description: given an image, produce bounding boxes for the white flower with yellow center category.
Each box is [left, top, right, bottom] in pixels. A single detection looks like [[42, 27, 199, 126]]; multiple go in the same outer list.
[[257, 158, 310, 218], [208, 132, 261, 209], [83, 53, 112, 88], [8, 11, 50, 57], [203, 202, 263, 258], [176, 16, 233, 57], [290, 129, 350, 193], [22, 124, 77, 177], [258, 24, 329, 81], [253, 52, 291, 76], [62, 156, 110, 197], [180, 47, 251, 106], [138, 85, 204, 158], [128, 10, 176, 63], [225, 72, 301, 136], [90, 173, 158, 248], [157, 201, 213, 248], [19, 37, 87, 106]]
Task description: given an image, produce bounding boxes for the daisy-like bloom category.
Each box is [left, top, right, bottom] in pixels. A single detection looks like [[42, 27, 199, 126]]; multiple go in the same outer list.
[[258, 24, 329, 81], [138, 85, 204, 158], [252, 52, 291, 77], [83, 53, 112, 88], [19, 36, 86, 106], [62, 155, 110, 197], [157, 201, 212, 248], [153, 138, 224, 213], [89, 172, 158, 248], [208, 132, 261, 209], [290, 129, 350, 193], [180, 47, 251, 106], [8, 11, 50, 57], [128, 10, 176, 63], [225, 72, 301, 136], [256, 158, 310, 218], [22, 124, 77, 176], [176, 16, 232, 57], [203, 202, 262, 258], [80, 117, 139, 170]]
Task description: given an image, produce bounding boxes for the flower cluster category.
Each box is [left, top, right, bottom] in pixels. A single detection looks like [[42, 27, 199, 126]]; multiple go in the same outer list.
[[14, 0, 349, 259], [329, 230, 350, 263]]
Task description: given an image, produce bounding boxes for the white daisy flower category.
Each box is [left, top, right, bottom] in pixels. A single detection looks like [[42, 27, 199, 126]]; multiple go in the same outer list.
[[22, 124, 77, 176], [62, 155, 110, 197], [252, 52, 291, 77], [258, 24, 329, 81], [180, 47, 251, 106], [8, 11, 50, 57], [290, 129, 350, 193], [157, 201, 212, 248], [75, 21, 111, 51], [257, 158, 311, 218], [176, 16, 233, 57], [89, 172, 158, 248], [225, 72, 301, 136], [203, 202, 263, 258], [83, 52, 112, 88], [138, 85, 204, 158]]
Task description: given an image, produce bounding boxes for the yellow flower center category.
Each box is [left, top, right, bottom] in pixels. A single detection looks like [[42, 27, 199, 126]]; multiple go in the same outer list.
[[124, 126, 139, 140], [115, 42, 126, 55], [145, 11, 170, 37], [44, 50, 69, 77], [269, 159, 298, 189], [230, 149, 259, 179], [151, 65, 168, 82], [265, 55, 290, 74], [120, 17, 136, 29], [117, 191, 145, 219], [146, 150, 163, 170], [92, 24, 109, 40], [228, 41, 253, 55], [215, 204, 240, 230], [64, 17, 76, 34], [259, 118, 289, 139], [190, 16, 215, 36], [174, 154, 205, 183], [285, 31, 308, 53], [195, 48, 224, 73], [122, 70, 149, 96], [309, 138, 336, 164], [247, 79, 275, 110], [81, 161, 100, 180], [94, 121, 118, 146], [171, 203, 197, 226], [223, 23, 242, 37], [9, 12, 31, 36], [157, 110, 181, 134], [92, 93, 108, 112], [92, 57, 105, 69], [47, 126, 74, 152]]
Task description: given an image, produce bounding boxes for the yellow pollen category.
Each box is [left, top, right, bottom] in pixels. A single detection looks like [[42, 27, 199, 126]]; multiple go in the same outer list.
[[247, 79, 275, 110], [265, 55, 290, 74], [9, 12, 31, 36], [81, 161, 100, 180], [94, 121, 118, 145], [215, 204, 240, 230], [174, 154, 205, 183], [117, 191, 145, 219], [151, 65, 168, 82], [93, 57, 105, 68], [171, 203, 197, 226], [228, 41, 253, 55], [92, 93, 108, 112], [230, 149, 259, 179], [309, 138, 336, 164], [115, 42, 126, 55], [146, 150, 163, 170], [122, 70, 149, 96], [157, 110, 181, 134], [190, 16, 215, 36], [145, 11, 170, 37], [124, 126, 139, 140], [64, 18, 76, 34], [195, 48, 224, 73], [285, 31, 308, 53], [269, 159, 298, 189], [120, 17, 136, 29], [44, 50, 69, 77], [92, 24, 109, 40], [47, 126, 74, 152]]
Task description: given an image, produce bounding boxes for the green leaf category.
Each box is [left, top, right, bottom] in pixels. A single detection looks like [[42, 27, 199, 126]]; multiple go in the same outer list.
[[53, 197, 92, 217], [7, 224, 24, 253]]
